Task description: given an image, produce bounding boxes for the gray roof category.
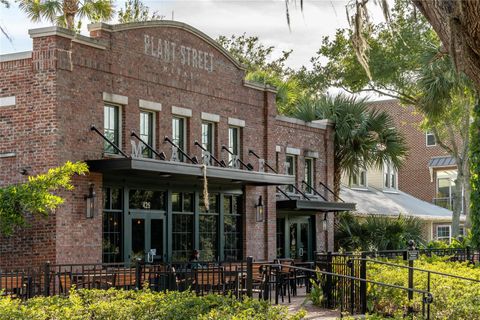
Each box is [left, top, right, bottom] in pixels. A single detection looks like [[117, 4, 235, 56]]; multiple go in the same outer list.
[[340, 187, 457, 221], [429, 156, 456, 168]]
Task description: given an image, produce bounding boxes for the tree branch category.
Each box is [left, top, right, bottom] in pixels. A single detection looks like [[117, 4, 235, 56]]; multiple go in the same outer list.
[[431, 127, 454, 155]]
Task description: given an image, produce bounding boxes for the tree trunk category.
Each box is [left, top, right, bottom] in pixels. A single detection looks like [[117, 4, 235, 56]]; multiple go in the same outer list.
[[464, 168, 472, 228], [413, 0, 480, 91], [451, 172, 464, 238], [63, 0, 78, 30]]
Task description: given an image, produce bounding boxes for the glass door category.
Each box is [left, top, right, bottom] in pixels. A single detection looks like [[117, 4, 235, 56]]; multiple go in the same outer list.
[[126, 211, 166, 263], [286, 217, 312, 261]]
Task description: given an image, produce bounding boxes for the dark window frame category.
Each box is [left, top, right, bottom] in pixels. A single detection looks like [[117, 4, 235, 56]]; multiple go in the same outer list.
[[104, 104, 120, 154]]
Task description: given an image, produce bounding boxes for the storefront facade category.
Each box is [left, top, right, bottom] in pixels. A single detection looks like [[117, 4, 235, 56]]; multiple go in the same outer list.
[[0, 21, 353, 269]]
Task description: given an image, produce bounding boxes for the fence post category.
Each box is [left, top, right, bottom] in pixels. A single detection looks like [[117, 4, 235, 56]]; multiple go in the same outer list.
[[360, 252, 367, 314], [135, 258, 142, 290], [466, 246, 471, 262], [325, 252, 332, 308], [407, 240, 416, 314], [262, 266, 270, 301], [246, 256, 253, 298], [43, 262, 50, 297], [348, 259, 355, 315]]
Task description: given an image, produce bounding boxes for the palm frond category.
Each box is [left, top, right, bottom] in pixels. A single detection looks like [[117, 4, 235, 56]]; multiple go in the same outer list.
[[17, 0, 62, 24], [78, 0, 114, 22], [290, 93, 407, 190]]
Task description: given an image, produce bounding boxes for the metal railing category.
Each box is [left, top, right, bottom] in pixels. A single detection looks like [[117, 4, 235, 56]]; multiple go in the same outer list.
[[356, 247, 479, 263], [264, 261, 434, 319], [0, 258, 274, 301], [315, 249, 480, 319]]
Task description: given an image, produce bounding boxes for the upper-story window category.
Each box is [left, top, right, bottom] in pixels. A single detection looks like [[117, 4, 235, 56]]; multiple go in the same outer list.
[[172, 117, 186, 161], [383, 159, 397, 190], [437, 177, 454, 198], [202, 122, 214, 164], [351, 169, 367, 188], [201, 122, 215, 157], [426, 131, 436, 147], [104, 104, 120, 154], [286, 155, 296, 193], [436, 225, 451, 243], [304, 158, 314, 193], [140, 110, 154, 158], [228, 126, 240, 167]]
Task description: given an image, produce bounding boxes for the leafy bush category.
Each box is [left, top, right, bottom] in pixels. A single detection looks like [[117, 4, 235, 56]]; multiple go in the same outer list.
[[424, 230, 473, 249], [366, 256, 480, 319], [335, 212, 424, 251], [307, 268, 325, 306], [0, 289, 306, 320]]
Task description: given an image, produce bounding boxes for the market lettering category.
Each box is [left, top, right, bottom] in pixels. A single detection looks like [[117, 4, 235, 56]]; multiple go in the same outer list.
[[144, 34, 214, 72]]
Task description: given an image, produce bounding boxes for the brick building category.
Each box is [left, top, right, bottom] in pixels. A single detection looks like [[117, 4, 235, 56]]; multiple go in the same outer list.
[[0, 21, 353, 269], [368, 100, 458, 207], [364, 99, 464, 242]]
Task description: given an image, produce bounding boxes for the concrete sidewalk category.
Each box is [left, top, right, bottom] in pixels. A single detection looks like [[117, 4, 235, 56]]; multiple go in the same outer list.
[[278, 287, 341, 320]]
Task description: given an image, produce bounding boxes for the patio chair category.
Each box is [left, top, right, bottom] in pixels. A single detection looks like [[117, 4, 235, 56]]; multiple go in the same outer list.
[[145, 264, 176, 292], [57, 272, 73, 295], [194, 267, 224, 295], [112, 268, 137, 289], [221, 262, 246, 295], [0, 273, 26, 298]]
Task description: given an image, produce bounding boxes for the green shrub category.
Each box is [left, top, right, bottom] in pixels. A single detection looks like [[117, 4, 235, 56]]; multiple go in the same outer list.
[[0, 289, 306, 320], [366, 256, 480, 319], [424, 230, 473, 249], [335, 213, 425, 251], [307, 268, 325, 306]]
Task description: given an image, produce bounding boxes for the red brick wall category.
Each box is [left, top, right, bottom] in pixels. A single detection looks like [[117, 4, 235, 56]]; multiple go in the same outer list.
[[1, 22, 338, 267], [368, 100, 452, 203], [0, 40, 61, 269], [272, 118, 336, 251]]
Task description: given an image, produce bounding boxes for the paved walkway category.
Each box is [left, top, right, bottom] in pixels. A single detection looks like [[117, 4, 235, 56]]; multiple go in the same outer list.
[[278, 287, 341, 320]]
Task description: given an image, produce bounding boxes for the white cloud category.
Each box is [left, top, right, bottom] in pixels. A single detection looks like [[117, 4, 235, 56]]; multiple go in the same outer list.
[[1, 0, 352, 69]]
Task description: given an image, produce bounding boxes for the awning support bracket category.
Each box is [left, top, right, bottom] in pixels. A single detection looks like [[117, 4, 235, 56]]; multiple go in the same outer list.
[[131, 131, 166, 160], [301, 180, 328, 201], [90, 125, 129, 158], [164, 136, 199, 164], [194, 141, 226, 167]]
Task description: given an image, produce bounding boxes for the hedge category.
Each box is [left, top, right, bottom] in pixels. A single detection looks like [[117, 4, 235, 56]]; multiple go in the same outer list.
[[0, 289, 306, 320], [366, 256, 480, 319]]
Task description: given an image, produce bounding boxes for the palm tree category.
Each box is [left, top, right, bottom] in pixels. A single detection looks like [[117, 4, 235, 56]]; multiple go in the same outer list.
[[292, 94, 408, 197], [335, 212, 424, 251], [18, 0, 114, 30], [246, 70, 302, 115]]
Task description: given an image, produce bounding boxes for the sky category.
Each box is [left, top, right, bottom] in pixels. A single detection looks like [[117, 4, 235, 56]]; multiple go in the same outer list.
[[0, 0, 387, 99], [0, 0, 355, 69]]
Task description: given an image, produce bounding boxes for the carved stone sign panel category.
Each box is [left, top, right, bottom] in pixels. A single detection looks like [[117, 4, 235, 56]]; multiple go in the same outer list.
[[144, 34, 214, 72]]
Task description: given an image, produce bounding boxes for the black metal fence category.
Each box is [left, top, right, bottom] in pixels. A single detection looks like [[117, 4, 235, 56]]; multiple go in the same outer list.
[[314, 248, 480, 318], [0, 259, 260, 300], [357, 247, 479, 263], [1, 258, 317, 306]]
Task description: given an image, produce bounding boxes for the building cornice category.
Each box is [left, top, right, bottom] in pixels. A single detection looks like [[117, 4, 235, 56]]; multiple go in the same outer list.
[[242, 80, 277, 93], [28, 26, 107, 50], [87, 21, 246, 71], [275, 115, 334, 130], [0, 51, 32, 62]]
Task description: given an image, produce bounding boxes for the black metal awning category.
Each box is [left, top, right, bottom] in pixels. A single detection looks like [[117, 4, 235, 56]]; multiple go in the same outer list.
[[87, 158, 295, 186], [276, 199, 356, 213]]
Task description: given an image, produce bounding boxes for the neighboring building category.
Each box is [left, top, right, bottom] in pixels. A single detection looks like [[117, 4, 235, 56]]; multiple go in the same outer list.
[[0, 21, 353, 269], [340, 148, 465, 242], [367, 100, 461, 212], [341, 187, 465, 242]]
